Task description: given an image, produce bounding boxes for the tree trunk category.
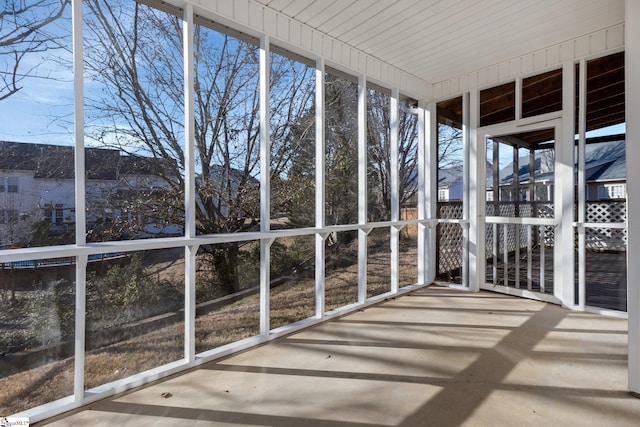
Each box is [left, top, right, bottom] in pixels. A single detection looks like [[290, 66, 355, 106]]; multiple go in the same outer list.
[[211, 243, 240, 295]]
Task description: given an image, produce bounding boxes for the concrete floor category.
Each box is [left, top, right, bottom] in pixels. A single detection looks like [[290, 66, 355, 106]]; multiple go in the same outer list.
[[40, 286, 639, 426]]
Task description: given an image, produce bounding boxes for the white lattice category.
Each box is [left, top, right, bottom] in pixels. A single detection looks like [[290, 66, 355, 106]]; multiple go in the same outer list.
[[584, 201, 626, 251], [438, 203, 463, 219], [537, 203, 554, 219], [437, 203, 464, 276], [586, 201, 626, 223]]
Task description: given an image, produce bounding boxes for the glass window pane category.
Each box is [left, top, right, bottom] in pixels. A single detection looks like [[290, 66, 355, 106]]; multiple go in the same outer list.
[[399, 227, 417, 288], [486, 130, 555, 218], [270, 235, 315, 329], [325, 231, 358, 312], [195, 241, 260, 353], [193, 23, 260, 236], [436, 97, 463, 282], [269, 49, 315, 229], [368, 227, 391, 298], [0, 260, 75, 414], [400, 98, 419, 211], [367, 87, 390, 222], [83, 1, 185, 242], [399, 97, 419, 288], [522, 69, 562, 118], [578, 52, 626, 312], [480, 82, 516, 126], [0, 0, 74, 248], [586, 52, 625, 133], [325, 69, 358, 226], [85, 249, 184, 389]]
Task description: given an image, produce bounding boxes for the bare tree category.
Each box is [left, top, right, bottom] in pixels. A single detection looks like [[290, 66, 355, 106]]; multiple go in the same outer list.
[[367, 90, 419, 221], [437, 124, 463, 169], [0, 0, 70, 101], [82, 0, 315, 293]]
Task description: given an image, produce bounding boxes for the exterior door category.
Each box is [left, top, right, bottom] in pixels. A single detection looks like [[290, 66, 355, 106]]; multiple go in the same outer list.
[[476, 120, 569, 304]]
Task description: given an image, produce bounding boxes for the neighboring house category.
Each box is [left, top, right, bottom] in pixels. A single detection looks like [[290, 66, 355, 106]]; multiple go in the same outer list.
[[583, 137, 626, 200], [436, 135, 626, 204], [438, 165, 463, 201], [196, 164, 260, 219], [493, 135, 626, 202], [0, 141, 179, 247]]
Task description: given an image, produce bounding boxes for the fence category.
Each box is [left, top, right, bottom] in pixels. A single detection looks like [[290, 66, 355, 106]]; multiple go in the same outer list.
[[436, 200, 627, 278], [1, 252, 125, 269]]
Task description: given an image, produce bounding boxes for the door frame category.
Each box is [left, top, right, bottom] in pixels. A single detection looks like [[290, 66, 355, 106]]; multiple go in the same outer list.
[[472, 118, 571, 305]]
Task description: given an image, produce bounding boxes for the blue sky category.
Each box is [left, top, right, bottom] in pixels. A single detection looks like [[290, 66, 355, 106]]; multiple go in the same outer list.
[[0, 3, 74, 146], [0, 0, 626, 150], [0, 72, 75, 146]]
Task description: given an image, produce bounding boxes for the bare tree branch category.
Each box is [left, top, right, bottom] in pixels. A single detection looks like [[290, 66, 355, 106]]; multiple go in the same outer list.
[[0, 0, 70, 100]]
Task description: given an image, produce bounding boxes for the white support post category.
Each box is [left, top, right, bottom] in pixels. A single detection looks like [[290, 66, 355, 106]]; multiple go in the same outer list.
[[540, 231, 546, 293], [183, 3, 196, 239], [74, 256, 87, 401], [358, 75, 368, 303], [492, 142, 499, 284], [577, 58, 587, 309], [72, 0, 85, 403], [259, 35, 271, 335], [556, 61, 575, 306], [390, 89, 400, 293], [514, 148, 520, 288], [358, 228, 368, 303], [527, 224, 533, 290], [425, 102, 438, 284], [183, 4, 196, 362], [73, 0, 85, 246], [260, 35, 270, 233], [462, 92, 470, 287], [468, 89, 484, 292], [260, 238, 273, 335], [315, 58, 326, 316], [417, 100, 427, 285], [185, 244, 197, 361], [625, 0, 640, 395], [529, 149, 535, 289], [503, 224, 509, 286]]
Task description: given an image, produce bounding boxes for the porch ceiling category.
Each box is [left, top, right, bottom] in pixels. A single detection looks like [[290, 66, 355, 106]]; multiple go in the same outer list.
[[255, 0, 625, 85]]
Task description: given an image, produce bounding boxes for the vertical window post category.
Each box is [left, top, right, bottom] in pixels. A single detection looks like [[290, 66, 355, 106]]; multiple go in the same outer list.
[[625, 0, 640, 395], [556, 61, 575, 304], [390, 89, 399, 293], [462, 92, 470, 287], [425, 102, 438, 284], [357, 74, 367, 303], [182, 2, 196, 363], [315, 58, 326, 317], [259, 34, 271, 336], [468, 89, 483, 292], [72, 0, 86, 404]]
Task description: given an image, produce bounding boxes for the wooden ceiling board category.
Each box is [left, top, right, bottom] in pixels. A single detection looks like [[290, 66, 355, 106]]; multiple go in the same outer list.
[[292, 0, 344, 25], [276, 0, 317, 18], [256, 0, 295, 12], [332, 1, 419, 46], [379, 1, 520, 72], [410, 9, 620, 81], [303, 0, 359, 29], [259, 0, 624, 85], [364, 0, 504, 59], [323, 0, 419, 37], [401, 1, 586, 80], [344, 0, 436, 49]]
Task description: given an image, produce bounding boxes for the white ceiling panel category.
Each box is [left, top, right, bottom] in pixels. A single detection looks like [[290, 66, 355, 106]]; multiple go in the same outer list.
[[258, 0, 625, 84]]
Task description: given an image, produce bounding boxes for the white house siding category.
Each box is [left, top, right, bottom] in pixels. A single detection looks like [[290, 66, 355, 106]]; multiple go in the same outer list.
[[0, 170, 41, 246]]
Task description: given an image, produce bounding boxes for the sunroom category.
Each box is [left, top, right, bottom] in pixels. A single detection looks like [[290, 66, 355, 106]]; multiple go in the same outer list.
[[0, 0, 639, 424]]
